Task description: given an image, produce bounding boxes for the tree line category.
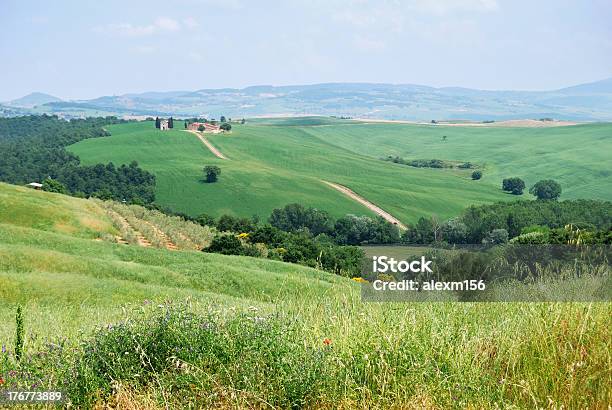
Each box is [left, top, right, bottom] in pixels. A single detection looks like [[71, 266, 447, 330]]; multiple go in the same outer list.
[[404, 199, 611, 245], [0, 115, 156, 203], [179, 203, 402, 276]]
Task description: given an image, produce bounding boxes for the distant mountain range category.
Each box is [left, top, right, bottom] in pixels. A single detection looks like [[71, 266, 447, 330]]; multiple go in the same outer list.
[[2, 78, 612, 121], [6, 92, 63, 108]]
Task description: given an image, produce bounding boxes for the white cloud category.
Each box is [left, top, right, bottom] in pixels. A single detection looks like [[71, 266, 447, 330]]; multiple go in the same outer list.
[[184, 17, 199, 29], [94, 17, 181, 37], [154, 17, 180, 31]]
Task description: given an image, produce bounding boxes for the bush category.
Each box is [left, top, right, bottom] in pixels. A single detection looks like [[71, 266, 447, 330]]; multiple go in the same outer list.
[[502, 177, 525, 195], [530, 179, 562, 200], [205, 234, 244, 255], [440, 218, 468, 244], [68, 306, 331, 408], [220, 122, 232, 131], [195, 213, 216, 227], [269, 203, 334, 236], [482, 229, 509, 245], [203, 165, 221, 183], [471, 170, 482, 180], [42, 177, 68, 194]]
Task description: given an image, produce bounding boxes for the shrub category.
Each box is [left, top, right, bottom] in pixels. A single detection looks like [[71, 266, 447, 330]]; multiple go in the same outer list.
[[205, 234, 245, 255], [42, 177, 68, 194], [440, 218, 468, 244], [69, 307, 330, 408], [203, 165, 221, 183], [195, 213, 216, 227], [482, 229, 509, 245], [471, 170, 482, 180], [530, 179, 562, 200], [502, 177, 525, 195]]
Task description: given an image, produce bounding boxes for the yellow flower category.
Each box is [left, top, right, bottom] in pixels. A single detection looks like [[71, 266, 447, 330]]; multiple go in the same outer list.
[[352, 277, 369, 284], [237, 232, 249, 239]]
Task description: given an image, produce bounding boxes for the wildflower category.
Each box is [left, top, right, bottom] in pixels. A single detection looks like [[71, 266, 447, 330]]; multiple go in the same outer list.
[[238, 232, 249, 239], [248, 306, 259, 312], [0, 377, 4, 385], [352, 277, 369, 284], [323, 338, 332, 346], [1, 345, 5, 353]]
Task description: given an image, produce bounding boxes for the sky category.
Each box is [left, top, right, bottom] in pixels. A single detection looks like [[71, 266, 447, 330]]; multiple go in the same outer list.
[[1, 0, 611, 101]]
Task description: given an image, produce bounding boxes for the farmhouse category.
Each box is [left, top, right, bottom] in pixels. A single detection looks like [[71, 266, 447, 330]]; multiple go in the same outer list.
[[154, 116, 173, 130], [187, 122, 221, 133], [26, 182, 43, 190]]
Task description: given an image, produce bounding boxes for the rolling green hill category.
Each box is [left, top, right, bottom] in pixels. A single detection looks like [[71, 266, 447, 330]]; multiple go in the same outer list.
[[68, 119, 611, 225], [305, 121, 612, 201], [0, 182, 349, 343], [68, 120, 513, 223]]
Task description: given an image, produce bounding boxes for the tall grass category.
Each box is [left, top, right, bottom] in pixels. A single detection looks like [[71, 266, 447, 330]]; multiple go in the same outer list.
[[1, 299, 609, 409]]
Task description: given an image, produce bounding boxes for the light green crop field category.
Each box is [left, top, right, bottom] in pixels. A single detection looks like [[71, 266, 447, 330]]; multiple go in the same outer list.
[[68, 119, 516, 224], [0, 183, 609, 408], [305, 121, 612, 200]]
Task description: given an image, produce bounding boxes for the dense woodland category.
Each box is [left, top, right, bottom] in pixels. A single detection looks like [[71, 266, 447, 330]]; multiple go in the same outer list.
[[0, 115, 156, 203]]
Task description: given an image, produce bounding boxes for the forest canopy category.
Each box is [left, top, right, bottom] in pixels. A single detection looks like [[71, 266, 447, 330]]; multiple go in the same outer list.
[[0, 115, 156, 203]]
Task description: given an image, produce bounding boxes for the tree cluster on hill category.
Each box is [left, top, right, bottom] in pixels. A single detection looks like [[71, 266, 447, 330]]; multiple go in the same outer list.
[[404, 199, 612, 245], [193, 209, 367, 276], [268, 203, 400, 244], [385, 156, 451, 169], [502, 177, 525, 195], [0, 115, 156, 203]]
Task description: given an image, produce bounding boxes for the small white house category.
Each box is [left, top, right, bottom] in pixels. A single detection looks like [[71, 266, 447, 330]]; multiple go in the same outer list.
[[160, 119, 169, 130], [26, 182, 43, 190]]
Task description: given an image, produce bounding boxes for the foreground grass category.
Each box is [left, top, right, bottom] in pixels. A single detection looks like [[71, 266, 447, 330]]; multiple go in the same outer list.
[[2, 301, 610, 408]]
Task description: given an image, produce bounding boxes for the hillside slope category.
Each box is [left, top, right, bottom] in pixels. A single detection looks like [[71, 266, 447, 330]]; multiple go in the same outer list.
[[0, 182, 609, 408], [0, 183, 351, 341], [68, 120, 511, 222]]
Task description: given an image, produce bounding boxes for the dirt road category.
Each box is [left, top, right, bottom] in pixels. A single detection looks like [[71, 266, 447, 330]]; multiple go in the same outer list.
[[322, 181, 407, 230], [184, 130, 228, 160]]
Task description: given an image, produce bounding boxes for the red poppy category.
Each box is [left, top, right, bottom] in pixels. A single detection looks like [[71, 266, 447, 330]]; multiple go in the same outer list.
[[323, 338, 332, 346], [0, 377, 4, 385]]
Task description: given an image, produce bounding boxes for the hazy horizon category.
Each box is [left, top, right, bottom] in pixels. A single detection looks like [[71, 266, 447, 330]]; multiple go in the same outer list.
[[2, 0, 611, 101], [6, 76, 612, 103]]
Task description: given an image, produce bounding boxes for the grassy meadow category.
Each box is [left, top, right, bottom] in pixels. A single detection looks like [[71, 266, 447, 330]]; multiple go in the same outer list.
[[306, 121, 612, 200], [0, 182, 610, 408], [68, 119, 513, 223]]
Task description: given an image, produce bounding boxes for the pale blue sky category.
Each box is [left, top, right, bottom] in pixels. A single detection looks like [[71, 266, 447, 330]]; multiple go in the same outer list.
[[1, 0, 611, 100]]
